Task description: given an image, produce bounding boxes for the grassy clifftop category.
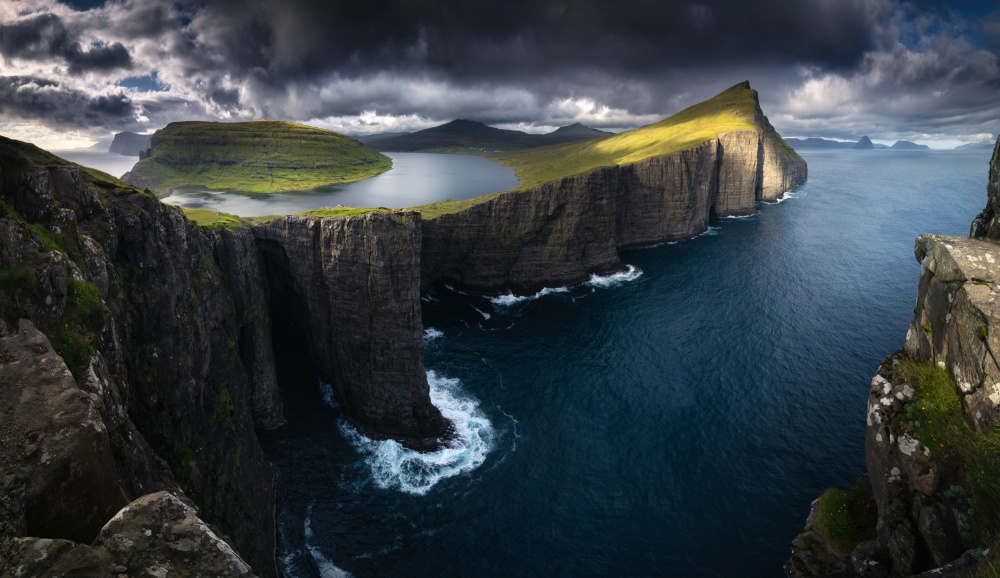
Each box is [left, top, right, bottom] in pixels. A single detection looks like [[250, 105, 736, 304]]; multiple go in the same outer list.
[[492, 81, 795, 191], [123, 120, 391, 194]]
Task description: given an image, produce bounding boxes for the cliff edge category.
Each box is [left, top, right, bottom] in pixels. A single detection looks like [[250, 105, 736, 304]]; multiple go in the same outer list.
[[419, 82, 807, 295], [786, 135, 1000, 577]]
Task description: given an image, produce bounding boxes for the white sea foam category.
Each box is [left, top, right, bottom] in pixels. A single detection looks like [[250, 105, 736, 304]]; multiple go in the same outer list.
[[423, 327, 444, 342], [318, 381, 338, 409], [772, 189, 801, 204], [698, 226, 722, 236], [340, 370, 493, 495], [304, 506, 353, 578], [585, 264, 643, 288], [488, 286, 569, 307], [470, 305, 491, 320]]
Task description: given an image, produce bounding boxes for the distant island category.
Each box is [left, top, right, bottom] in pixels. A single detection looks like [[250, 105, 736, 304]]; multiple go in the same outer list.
[[122, 120, 391, 194], [890, 140, 929, 150], [852, 136, 875, 149], [109, 131, 153, 156], [787, 135, 935, 151], [956, 141, 996, 150]]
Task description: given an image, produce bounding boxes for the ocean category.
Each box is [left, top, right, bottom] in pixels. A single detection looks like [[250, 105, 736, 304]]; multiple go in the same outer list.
[[258, 148, 993, 576]]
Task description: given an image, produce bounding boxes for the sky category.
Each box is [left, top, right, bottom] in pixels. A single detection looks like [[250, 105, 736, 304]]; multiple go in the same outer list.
[[1, 0, 999, 150]]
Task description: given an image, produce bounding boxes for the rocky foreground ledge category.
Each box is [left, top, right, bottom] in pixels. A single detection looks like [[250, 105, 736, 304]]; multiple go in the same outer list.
[[787, 138, 1000, 577]]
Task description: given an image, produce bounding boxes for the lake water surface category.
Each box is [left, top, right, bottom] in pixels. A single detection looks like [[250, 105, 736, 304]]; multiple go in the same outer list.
[[259, 149, 993, 576], [160, 153, 517, 216]]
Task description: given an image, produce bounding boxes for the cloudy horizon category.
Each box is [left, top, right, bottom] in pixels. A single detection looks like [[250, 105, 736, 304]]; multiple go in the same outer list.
[[1, 0, 998, 150]]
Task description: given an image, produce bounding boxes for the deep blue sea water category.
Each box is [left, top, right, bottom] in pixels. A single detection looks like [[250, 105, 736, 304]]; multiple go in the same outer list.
[[259, 149, 994, 577]]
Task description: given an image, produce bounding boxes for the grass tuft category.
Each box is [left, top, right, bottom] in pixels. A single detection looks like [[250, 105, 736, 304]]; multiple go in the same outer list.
[[816, 485, 873, 556]]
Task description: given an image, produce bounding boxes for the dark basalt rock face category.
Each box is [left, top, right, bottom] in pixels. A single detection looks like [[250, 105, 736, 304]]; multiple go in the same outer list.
[[0, 144, 280, 575], [253, 213, 449, 449], [968, 137, 1000, 239], [422, 128, 807, 295]]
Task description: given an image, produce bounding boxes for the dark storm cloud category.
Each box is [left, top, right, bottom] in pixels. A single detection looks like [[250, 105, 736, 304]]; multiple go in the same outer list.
[[2, 0, 999, 143], [0, 76, 136, 129], [184, 0, 884, 87], [1, 12, 132, 74]]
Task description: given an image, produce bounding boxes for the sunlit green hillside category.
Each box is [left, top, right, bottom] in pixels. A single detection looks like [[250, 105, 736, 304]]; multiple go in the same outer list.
[[123, 120, 391, 194], [492, 81, 793, 191]]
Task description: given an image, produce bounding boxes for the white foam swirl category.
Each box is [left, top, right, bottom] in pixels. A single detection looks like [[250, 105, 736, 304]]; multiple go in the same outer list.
[[488, 286, 569, 307], [585, 264, 643, 288], [340, 370, 493, 495], [304, 506, 353, 578]]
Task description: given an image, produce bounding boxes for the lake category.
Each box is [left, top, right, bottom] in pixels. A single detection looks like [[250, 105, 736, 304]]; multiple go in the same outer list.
[[159, 153, 518, 216], [258, 149, 993, 576]]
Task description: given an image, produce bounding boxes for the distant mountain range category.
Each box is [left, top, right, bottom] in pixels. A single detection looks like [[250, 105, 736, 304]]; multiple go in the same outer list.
[[368, 119, 610, 152], [890, 140, 930, 150], [955, 141, 995, 150], [787, 136, 937, 150]]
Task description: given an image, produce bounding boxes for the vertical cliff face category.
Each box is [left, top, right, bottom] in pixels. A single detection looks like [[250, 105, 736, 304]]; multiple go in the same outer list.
[[253, 212, 448, 449], [715, 131, 763, 216], [422, 130, 806, 295], [614, 140, 720, 248], [0, 141, 280, 575], [421, 171, 623, 295], [968, 138, 1000, 239]]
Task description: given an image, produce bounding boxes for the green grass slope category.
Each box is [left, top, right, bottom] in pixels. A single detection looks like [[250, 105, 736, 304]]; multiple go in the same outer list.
[[491, 81, 795, 191], [123, 120, 391, 194]]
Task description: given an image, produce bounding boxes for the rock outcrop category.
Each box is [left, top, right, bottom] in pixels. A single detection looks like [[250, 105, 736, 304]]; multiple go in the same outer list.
[[422, 128, 806, 295], [253, 212, 448, 449], [787, 136, 1000, 577]]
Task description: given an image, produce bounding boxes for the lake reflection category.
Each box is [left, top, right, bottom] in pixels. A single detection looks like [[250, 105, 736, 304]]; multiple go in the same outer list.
[[159, 152, 518, 217]]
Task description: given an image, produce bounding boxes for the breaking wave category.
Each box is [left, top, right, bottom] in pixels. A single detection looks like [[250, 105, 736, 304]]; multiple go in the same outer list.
[[340, 370, 493, 495], [488, 286, 569, 307], [585, 264, 643, 289], [423, 327, 444, 342]]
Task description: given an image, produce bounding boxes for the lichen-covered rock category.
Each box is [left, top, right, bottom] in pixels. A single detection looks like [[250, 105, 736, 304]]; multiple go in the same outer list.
[[254, 212, 448, 449], [4, 491, 258, 578], [906, 234, 1000, 430], [97, 491, 255, 577], [0, 319, 126, 545]]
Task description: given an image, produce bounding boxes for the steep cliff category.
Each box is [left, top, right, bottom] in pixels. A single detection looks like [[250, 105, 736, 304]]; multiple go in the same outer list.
[[421, 125, 805, 295], [0, 135, 448, 576], [786, 137, 1000, 578], [0, 137, 279, 575], [253, 212, 448, 449], [108, 131, 152, 156]]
